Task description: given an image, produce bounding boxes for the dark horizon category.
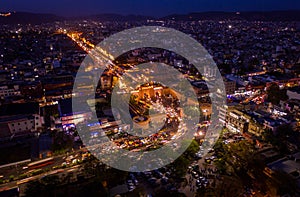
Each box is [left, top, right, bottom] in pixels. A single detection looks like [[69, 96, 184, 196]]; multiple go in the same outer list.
[[1, 9, 300, 18], [1, 0, 300, 17]]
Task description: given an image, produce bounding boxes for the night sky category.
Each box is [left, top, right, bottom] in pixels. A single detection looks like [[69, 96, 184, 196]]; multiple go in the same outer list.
[[1, 0, 300, 17]]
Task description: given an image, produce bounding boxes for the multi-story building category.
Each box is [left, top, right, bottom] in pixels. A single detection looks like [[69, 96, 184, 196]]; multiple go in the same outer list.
[[225, 110, 249, 133], [223, 78, 236, 95], [0, 85, 21, 98], [220, 104, 265, 135], [58, 98, 93, 131], [218, 105, 228, 125], [287, 87, 300, 100], [247, 118, 265, 136], [0, 114, 43, 140]]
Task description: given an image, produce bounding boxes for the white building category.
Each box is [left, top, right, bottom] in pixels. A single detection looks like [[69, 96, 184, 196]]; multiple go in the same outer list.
[[287, 88, 300, 100], [0, 114, 43, 139], [0, 85, 21, 98]]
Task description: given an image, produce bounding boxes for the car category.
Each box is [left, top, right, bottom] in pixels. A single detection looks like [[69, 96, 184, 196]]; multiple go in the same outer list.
[[210, 156, 216, 160], [161, 177, 169, 185], [143, 171, 152, 178], [129, 173, 136, 179], [165, 171, 171, 177], [205, 158, 211, 164], [127, 180, 134, 186], [133, 179, 139, 186], [195, 153, 202, 159], [192, 171, 199, 178], [160, 167, 168, 173], [128, 185, 136, 192], [192, 164, 199, 170], [154, 170, 163, 178], [148, 177, 157, 183], [199, 176, 207, 182], [148, 178, 159, 187], [196, 180, 202, 187]]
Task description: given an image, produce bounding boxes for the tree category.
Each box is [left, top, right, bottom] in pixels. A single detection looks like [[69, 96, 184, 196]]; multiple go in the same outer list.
[[263, 124, 295, 154], [51, 130, 74, 153], [78, 177, 107, 196], [172, 155, 190, 177], [183, 139, 200, 158], [267, 83, 288, 105], [262, 129, 278, 145], [211, 175, 244, 197], [271, 170, 298, 196], [24, 175, 60, 197], [170, 140, 200, 177]]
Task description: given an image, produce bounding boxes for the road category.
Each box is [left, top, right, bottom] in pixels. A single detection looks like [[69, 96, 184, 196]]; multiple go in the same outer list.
[[0, 149, 88, 192]]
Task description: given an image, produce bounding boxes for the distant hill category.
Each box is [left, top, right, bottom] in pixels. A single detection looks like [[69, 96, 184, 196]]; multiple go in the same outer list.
[[86, 13, 154, 21], [0, 10, 299, 24], [162, 10, 300, 21], [0, 12, 153, 24], [0, 12, 63, 24]]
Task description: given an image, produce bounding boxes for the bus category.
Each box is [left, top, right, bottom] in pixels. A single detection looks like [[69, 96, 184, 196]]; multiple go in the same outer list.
[[27, 157, 54, 170]]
